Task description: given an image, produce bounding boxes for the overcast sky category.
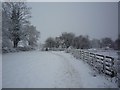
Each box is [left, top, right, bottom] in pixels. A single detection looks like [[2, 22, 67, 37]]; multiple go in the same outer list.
[[27, 2, 118, 43]]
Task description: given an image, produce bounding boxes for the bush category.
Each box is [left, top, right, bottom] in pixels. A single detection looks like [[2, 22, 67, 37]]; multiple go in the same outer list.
[[16, 46, 35, 51], [2, 47, 17, 53], [2, 46, 35, 53]]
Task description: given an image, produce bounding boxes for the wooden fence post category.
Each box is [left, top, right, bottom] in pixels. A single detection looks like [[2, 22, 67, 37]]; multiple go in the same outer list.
[[103, 56, 105, 73], [79, 50, 81, 59], [69, 49, 118, 81], [93, 53, 96, 69]]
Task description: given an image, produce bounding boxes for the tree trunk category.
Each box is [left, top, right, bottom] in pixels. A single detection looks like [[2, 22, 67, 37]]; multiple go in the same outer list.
[[13, 39, 19, 48]]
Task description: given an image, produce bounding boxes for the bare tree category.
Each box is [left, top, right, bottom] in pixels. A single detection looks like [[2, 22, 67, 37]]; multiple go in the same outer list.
[[45, 37, 56, 49], [2, 2, 31, 48], [60, 32, 75, 48], [2, 2, 13, 49], [90, 39, 101, 48], [24, 25, 40, 48], [72, 35, 90, 49], [101, 37, 114, 49]]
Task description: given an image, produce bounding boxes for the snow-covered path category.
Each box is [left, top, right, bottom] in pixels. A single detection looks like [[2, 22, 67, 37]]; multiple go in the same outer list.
[[2, 51, 117, 88]]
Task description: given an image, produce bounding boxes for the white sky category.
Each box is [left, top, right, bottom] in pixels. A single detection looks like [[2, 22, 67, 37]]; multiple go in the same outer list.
[[27, 2, 118, 43]]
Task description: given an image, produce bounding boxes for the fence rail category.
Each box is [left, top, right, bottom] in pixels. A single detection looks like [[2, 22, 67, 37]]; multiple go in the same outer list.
[[66, 49, 117, 77]]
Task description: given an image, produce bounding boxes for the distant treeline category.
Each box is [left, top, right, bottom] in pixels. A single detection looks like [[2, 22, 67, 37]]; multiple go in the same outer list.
[[44, 32, 120, 50]]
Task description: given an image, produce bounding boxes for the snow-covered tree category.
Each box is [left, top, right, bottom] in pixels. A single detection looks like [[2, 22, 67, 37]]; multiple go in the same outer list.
[[114, 37, 120, 50], [2, 2, 13, 49], [23, 25, 40, 48], [45, 37, 56, 48], [72, 35, 90, 49], [101, 37, 114, 49], [2, 2, 40, 52], [2, 2, 31, 48], [60, 32, 75, 48], [90, 39, 101, 48]]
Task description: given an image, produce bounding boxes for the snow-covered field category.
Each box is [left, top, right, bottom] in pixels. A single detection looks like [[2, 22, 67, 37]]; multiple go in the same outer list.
[[2, 51, 118, 88], [96, 51, 118, 60], [88, 49, 118, 60]]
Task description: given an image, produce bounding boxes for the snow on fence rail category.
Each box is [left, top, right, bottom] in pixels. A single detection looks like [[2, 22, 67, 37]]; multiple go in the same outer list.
[[66, 49, 117, 78]]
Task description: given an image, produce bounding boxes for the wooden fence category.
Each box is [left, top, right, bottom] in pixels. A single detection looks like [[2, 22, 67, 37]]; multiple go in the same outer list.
[[67, 49, 117, 77]]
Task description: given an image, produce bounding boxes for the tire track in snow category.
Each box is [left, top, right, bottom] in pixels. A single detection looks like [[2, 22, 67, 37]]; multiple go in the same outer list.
[[51, 51, 83, 88]]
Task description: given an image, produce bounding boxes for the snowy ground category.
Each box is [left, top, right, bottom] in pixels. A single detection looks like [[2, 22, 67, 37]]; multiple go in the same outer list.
[[0, 54, 2, 90], [2, 51, 118, 88]]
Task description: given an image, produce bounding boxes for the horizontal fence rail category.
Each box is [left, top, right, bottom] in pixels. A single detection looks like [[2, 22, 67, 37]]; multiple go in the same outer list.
[[66, 49, 117, 78]]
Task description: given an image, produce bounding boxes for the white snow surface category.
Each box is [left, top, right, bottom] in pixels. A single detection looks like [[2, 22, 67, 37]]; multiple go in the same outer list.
[[89, 50, 118, 60], [3, 51, 117, 88], [0, 54, 2, 90]]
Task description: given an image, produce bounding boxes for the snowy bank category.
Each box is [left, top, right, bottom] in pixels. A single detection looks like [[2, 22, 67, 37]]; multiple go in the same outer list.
[[3, 51, 118, 88]]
